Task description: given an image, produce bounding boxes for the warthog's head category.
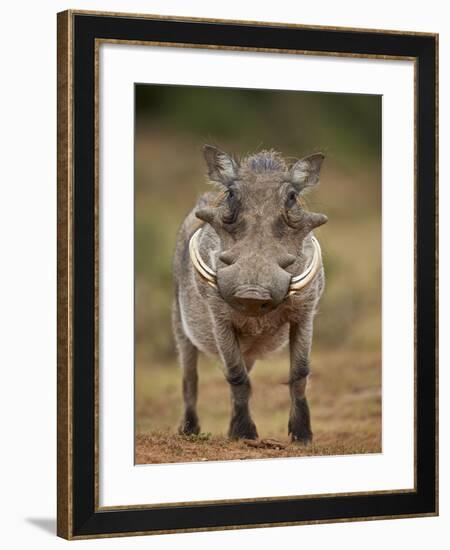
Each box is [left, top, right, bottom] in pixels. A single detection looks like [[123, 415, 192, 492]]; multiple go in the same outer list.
[[195, 145, 327, 316]]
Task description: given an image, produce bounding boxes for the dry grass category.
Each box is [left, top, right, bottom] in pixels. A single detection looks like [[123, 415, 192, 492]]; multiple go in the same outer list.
[[135, 349, 381, 464], [136, 432, 380, 464]]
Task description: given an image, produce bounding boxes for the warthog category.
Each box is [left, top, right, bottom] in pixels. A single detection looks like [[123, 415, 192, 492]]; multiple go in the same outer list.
[[172, 145, 327, 443]]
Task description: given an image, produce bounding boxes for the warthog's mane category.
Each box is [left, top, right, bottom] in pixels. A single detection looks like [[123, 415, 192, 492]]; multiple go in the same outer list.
[[240, 149, 288, 173], [204, 149, 309, 209]]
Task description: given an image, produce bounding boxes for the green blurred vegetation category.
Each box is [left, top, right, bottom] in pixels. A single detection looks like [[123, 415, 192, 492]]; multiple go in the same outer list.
[[135, 84, 381, 364]]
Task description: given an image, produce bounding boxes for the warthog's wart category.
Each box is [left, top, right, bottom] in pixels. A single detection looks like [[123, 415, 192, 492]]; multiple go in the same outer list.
[[172, 145, 327, 442]]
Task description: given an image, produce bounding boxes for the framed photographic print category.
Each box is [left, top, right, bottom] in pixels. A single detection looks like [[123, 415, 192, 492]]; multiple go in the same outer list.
[[57, 10, 438, 539]]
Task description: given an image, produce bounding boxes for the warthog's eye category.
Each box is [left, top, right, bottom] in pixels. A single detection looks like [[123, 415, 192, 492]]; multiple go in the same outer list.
[[222, 187, 239, 226], [283, 188, 304, 229], [286, 189, 298, 209]]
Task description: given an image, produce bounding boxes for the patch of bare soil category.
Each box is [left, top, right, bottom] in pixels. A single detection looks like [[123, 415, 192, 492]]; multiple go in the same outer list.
[[135, 431, 381, 464], [135, 350, 382, 464]]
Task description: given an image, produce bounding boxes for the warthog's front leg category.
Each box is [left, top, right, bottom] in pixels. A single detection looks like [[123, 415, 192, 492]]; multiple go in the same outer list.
[[288, 319, 313, 443], [214, 321, 258, 440], [173, 300, 200, 436]]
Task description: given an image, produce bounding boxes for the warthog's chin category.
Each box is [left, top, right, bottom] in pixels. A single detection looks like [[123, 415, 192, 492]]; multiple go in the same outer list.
[[227, 298, 275, 317]]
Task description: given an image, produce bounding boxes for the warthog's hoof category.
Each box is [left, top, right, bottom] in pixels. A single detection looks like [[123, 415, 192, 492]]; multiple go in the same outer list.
[[229, 416, 258, 440], [290, 433, 313, 445], [288, 418, 313, 444], [178, 411, 200, 436]]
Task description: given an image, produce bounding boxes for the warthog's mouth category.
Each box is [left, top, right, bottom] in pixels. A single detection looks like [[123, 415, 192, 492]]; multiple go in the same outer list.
[[188, 226, 322, 295]]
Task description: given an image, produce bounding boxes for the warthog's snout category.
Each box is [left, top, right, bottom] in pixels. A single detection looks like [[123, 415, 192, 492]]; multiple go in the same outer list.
[[231, 286, 275, 316], [217, 258, 292, 317]]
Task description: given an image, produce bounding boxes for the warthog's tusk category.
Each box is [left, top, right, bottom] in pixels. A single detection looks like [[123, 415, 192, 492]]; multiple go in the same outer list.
[[188, 227, 218, 287], [189, 226, 322, 294], [288, 235, 322, 294]]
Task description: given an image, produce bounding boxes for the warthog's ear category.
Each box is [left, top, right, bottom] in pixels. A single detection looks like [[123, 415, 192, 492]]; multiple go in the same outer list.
[[203, 145, 238, 186], [289, 153, 325, 191]]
